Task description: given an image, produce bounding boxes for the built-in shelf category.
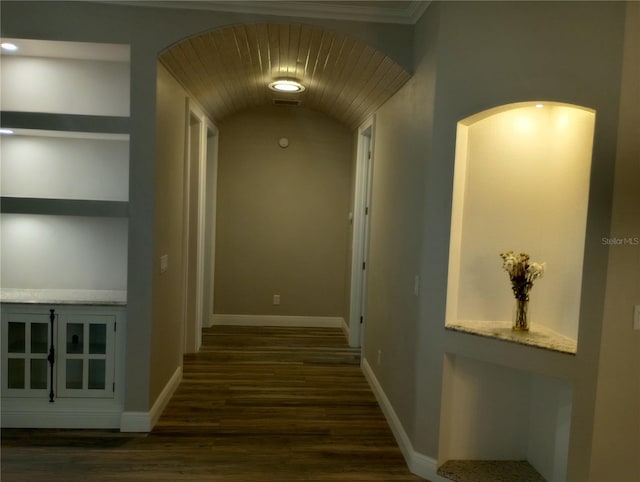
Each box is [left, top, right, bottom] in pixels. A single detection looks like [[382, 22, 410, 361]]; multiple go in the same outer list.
[[0, 111, 129, 134], [1, 289, 126, 306], [445, 320, 577, 355], [446, 103, 595, 349], [1, 197, 128, 217], [1, 37, 130, 430]]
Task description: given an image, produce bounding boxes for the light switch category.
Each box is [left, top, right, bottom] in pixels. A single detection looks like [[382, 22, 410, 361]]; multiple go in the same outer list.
[[160, 254, 169, 273]]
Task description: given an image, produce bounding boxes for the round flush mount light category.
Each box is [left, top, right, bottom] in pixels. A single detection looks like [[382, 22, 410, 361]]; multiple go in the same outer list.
[[268, 79, 305, 93], [535, 103, 544, 108], [1, 42, 18, 52]]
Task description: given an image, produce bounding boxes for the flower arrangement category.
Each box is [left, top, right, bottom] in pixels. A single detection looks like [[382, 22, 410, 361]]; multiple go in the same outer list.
[[499, 251, 545, 331]]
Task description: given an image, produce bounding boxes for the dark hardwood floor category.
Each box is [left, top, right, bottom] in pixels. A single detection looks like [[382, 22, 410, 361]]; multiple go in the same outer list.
[[2, 325, 427, 481]]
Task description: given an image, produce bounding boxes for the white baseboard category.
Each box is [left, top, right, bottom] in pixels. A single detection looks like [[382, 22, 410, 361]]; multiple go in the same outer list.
[[1, 398, 122, 429], [361, 358, 449, 482], [120, 365, 182, 432], [341, 318, 350, 339], [210, 314, 345, 328], [119, 410, 151, 432]]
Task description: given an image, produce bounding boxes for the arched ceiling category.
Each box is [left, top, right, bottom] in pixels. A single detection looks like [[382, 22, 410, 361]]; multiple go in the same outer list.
[[159, 23, 411, 128]]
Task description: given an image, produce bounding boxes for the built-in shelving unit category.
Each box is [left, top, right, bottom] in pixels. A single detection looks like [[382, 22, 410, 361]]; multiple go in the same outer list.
[[439, 102, 596, 482], [1, 37, 130, 428]]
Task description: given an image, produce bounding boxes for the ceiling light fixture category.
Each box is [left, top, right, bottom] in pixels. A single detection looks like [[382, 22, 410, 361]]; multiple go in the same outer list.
[[535, 103, 544, 108], [268, 79, 305, 93], [1, 42, 18, 51]]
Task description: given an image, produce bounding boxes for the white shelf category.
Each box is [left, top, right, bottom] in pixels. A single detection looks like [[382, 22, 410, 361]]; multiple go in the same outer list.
[[0, 111, 129, 134], [1, 197, 128, 217]]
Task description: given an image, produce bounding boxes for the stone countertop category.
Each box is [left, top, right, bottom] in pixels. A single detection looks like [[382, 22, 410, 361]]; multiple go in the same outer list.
[[1, 288, 127, 306], [445, 319, 577, 355]]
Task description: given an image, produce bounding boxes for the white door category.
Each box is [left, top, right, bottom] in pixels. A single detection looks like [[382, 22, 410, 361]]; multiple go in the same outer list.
[[348, 117, 375, 348]]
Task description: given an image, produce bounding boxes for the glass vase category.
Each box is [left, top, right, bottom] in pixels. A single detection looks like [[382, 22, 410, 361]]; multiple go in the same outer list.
[[512, 298, 530, 331]]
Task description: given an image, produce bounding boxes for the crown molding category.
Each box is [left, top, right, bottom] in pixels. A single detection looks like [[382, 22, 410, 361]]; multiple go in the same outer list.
[[102, 1, 431, 25]]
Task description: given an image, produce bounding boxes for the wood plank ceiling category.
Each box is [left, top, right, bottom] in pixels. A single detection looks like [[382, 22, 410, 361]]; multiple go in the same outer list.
[[159, 23, 411, 128]]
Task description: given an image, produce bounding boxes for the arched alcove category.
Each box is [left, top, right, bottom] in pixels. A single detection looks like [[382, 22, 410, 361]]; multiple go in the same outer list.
[[445, 101, 596, 351]]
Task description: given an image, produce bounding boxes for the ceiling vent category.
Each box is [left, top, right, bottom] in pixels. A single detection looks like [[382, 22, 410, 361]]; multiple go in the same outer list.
[[273, 99, 301, 106]]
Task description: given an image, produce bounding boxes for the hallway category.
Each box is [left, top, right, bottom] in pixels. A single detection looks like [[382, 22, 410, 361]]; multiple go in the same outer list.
[[1, 326, 426, 481]]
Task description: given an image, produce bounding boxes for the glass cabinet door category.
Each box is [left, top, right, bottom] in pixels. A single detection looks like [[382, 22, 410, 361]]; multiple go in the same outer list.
[[57, 314, 115, 398], [2, 314, 51, 397]]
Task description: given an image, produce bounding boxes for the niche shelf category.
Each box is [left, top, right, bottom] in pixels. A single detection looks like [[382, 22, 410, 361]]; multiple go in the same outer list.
[[438, 101, 596, 482], [445, 320, 576, 355], [445, 101, 596, 354]]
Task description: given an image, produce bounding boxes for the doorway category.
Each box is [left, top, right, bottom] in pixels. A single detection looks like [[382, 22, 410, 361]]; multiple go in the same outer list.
[[183, 104, 218, 354], [348, 116, 375, 348]]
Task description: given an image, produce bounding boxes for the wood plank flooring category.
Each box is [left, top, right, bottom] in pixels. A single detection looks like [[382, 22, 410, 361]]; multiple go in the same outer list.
[[2, 326, 427, 481]]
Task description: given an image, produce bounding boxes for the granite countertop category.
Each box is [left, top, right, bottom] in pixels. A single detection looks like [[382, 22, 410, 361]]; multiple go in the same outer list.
[[445, 319, 577, 355], [1, 288, 127, 306]]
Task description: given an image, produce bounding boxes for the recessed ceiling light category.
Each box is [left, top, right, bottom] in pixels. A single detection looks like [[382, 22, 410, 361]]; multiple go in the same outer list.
[[1, 42, 18, 52], [268, 79, 305, 93], [0, 128, 15, 135], [535, 103, 544, 108]]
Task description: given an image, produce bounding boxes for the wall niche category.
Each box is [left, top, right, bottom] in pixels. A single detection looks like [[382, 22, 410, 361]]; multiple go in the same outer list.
[[445, 102, 595, 352]]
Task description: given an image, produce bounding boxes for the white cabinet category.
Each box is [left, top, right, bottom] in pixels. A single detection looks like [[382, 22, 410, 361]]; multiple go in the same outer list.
[[58, 313, 117, 398], [1, 304, 126, 428], [2, 312, 51, 398]]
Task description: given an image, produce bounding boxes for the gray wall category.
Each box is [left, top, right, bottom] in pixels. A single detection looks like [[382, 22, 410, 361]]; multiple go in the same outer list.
[[363, 2, 629, 480], [590, 3, 640, 480], [214, 105, 353, 318]]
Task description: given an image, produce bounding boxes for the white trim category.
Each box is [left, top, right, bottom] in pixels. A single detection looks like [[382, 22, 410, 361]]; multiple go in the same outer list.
[[119, 410, 151, 432], [150, 365, 182, 429], [361, 358, 450, 482], [2, 398, 122, 429], [210, 314, 344, 329], [341, 318, 350, 339], [348, 115, 375, 348], [120, 365, 182, 432], [112, 1, 432, 25]]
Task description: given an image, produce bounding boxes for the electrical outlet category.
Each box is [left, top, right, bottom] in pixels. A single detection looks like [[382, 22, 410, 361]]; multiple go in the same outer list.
[[377, 349, 382, 366], [273, 294, 280, 305], [634, 305, 640, 331]]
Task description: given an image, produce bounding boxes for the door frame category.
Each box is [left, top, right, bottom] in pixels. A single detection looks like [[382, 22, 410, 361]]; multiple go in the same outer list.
[[201, 122, 219, 329], [348, 115, 375, 348], [182, 100, 216, 354]]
